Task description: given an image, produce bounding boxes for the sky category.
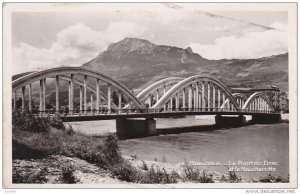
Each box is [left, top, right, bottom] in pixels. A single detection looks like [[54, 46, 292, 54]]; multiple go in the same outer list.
[[12, 3, 289, 74]]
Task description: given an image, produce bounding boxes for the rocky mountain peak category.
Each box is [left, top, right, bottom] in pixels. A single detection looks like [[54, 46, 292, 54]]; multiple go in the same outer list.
[[185, 47, 193, 54], [107, 37, 156, 53]]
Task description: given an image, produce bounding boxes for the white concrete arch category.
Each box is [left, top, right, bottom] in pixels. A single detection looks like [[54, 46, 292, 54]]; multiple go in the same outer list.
[[59, 75, 118, 109], [151, 75, 239, 110], [12, 67, 145, 111], [242, 92, 274, 112], [221, 93, 248, 109], [137, 77, 183, 101]]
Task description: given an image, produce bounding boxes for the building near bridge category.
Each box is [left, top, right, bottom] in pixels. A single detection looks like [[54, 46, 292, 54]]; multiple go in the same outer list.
[[279, 92, 289, 113]]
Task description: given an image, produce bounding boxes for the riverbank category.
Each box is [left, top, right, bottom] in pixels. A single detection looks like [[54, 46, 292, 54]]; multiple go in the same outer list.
[[13, 153, 289, 184], [13, 155, 123, 184], [12, 112, 289, 185]]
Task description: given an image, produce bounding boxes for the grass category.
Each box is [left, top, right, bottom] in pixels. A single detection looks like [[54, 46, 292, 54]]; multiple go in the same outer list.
[[182, 164, 214, 183], [144, 166, 179, 184], [12, 166, 48, 184], [258, 174, 289, 183]]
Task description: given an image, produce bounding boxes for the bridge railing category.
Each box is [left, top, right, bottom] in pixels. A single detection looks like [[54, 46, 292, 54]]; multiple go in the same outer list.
[[21, 107, 278, 117]]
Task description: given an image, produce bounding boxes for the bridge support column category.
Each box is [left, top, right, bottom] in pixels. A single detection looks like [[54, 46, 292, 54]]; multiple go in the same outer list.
[[39, 79, 43, 115], [188, 85, 192, 111], [195, 83, 199, 110], [79, 86, 83, 114], [198, 91, 201, 111], [96, 79, 100, 114], [68, 81, 71, 113], [28, 84, 32, 112], [217, 89, 220, 110], [13, 91, 16, 111], [175, 93, 179, 110], [21, 86, 25, 112], [84, 75, 87, 114], [201, 82, 205, 110], [252, 114, 281, 124], [43, 78, 46, 113], [118, 91, 122, 113], [182, 88, 186, 110], [116, 118, 156, 139], [212, 85, 215, 111], [55, 75, 59, 114], [163, 86, 166, 111], [70, 74, 74, 115], [91, 92, 94, 113], [222, 94, 225, 110], [215, 115, 246, 127], [207, 83, 210, 110], [107, 84, 111, 114]]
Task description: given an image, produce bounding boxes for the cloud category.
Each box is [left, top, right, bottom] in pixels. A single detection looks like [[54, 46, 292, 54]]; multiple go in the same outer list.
[[190, 22, 288, 60], [13, 22, 147, 74], [269, 21, 288, 31]]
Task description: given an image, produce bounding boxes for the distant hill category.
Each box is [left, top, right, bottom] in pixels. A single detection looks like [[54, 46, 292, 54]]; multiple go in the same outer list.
[[83, 38, 288, 92]]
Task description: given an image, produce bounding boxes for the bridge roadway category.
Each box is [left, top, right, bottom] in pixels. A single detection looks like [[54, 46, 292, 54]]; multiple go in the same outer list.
[[57, 109, 280, 122]]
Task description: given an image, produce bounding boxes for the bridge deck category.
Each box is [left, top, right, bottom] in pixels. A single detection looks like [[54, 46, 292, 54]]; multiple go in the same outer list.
[[57, 111, 280, 122]]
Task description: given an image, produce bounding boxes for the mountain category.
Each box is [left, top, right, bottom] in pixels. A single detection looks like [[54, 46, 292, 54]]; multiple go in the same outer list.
[[83, 38, 288, 92], [13, 38, 288, 107]]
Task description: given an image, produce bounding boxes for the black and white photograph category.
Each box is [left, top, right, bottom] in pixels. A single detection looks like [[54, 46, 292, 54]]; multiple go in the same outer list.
[[2, 2, 298, 189]]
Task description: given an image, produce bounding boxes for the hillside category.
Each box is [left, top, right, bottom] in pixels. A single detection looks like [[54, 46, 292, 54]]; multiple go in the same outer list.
[[83, 38, 288, 92]]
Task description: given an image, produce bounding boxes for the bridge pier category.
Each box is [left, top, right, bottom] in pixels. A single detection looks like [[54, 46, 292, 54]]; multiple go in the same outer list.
[[215, 115, 246, 127], [251, 114, 281, 124], [116, 118, 156, 139]]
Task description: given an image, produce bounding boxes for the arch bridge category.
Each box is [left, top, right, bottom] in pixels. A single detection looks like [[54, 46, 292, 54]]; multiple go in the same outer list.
[[12, 67, 282, 139]]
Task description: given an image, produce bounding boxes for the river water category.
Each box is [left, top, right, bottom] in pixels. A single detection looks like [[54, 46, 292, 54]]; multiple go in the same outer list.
[[69, 116, 289, 181]]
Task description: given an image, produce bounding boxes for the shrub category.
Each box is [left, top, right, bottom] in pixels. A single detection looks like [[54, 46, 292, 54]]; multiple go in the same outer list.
[[102, 133, 122, 165], [259, 174, 289, 183], [109, 162, 180, 184], [12, 111, 66, 132], [13, 167, 48, 183], [12, 111, 50, 132], [144, 166, 179, 184], [60, 162, 78, 184], [182, 164, 214, 183], [109, 161, 139, 182], [221, 171, 241, 183], [47, 115, 65, 130], [63, 133, 122, 169], [65, 123, 75, 135], [141, 160, 148, 171], [228, 171, 241, 183]]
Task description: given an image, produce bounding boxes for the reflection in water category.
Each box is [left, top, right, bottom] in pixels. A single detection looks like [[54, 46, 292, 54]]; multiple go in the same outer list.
[[69, 116, 289, 181]]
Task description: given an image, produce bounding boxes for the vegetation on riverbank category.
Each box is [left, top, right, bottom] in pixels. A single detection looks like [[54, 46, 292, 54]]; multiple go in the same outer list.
[[12, 112, 182, 184], [12, 112, 289, 184]]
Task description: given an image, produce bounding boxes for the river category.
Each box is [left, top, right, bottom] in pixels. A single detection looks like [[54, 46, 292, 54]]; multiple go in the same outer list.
[[68, 116, 289, 181]]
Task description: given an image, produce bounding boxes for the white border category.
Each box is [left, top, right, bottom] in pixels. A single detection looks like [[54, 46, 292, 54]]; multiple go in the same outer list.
[[2, 2, 298, 189]]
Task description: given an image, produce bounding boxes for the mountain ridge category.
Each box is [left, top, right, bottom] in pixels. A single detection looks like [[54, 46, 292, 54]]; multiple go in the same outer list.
[[83, 37, 288, 92]]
